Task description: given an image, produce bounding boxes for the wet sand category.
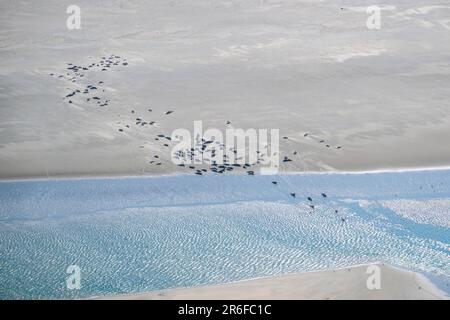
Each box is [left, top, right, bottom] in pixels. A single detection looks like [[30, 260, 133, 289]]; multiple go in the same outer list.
[[1, 1, 450, 178]]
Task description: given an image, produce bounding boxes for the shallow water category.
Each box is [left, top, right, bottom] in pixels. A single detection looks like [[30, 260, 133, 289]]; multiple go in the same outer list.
[[0, 170, 449, 299]]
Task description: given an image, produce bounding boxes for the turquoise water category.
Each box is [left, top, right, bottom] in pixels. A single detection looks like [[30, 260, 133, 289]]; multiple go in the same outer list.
[[0, 170, 449, 299]]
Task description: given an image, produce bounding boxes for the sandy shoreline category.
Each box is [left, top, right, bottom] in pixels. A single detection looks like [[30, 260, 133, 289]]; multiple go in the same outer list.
[[1, 1, 449, 300], [2, 165, 450, 182], [96, 263, 448, 300]]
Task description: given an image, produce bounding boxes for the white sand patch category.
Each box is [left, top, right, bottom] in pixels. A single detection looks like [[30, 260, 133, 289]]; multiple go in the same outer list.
[[91, 130, 116, 141], [400, 6, 450, 16], [347, 5, 396, 13], [331, 48, 387, 63], [390, 5, 450, 28], [438, 20, 450, 30], [325, 43, 387, 63], [214, 38, 293, 58]]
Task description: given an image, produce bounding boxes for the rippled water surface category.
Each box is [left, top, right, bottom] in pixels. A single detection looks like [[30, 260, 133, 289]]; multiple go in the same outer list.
[[1, 170, 449, 299]]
